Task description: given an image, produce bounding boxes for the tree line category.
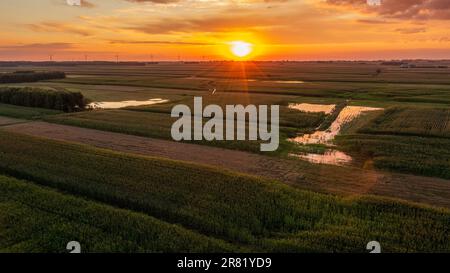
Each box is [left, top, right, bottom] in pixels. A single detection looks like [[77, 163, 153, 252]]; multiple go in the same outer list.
[[0, 87, 87, 112], [0, 71, 66, 83]]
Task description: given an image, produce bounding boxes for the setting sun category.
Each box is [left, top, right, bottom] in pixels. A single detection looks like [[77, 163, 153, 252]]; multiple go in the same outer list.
[[230, 41, 253, 58]]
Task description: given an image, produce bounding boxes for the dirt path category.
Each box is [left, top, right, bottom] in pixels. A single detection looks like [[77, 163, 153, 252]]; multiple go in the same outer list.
[[3, 120, 450, 208]]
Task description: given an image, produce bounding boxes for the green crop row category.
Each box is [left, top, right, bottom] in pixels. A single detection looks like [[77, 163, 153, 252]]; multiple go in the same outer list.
[[336, 134, 450, 179], [0, 175, 236, 253], [358, 107, 450, 138], [0, 130, 448, 252]]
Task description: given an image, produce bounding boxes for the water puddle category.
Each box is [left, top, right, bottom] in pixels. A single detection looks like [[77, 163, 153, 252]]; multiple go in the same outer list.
[[288, 103, 336, 115], [288, 104, 382, 166], [89, 98, 169, 109], [290, 105, 382, 145], [289, 150, 352, 166]]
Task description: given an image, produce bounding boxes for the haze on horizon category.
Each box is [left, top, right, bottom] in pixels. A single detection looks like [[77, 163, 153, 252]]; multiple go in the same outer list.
[[0, 0, 449, 61]]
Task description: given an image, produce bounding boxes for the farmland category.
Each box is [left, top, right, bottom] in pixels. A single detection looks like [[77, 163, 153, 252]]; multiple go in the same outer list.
[[0, 175, 235, 253], [0, 103, 60, 119], [0, 61, 449, 253], [0, 131, 448, 252]]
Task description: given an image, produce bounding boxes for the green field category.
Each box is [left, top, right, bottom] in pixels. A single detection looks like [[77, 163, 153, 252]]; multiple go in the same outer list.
[[0, 131, 448, 252], [0, 61, 450, 253], [359, 107, 450, 138], [337, 107, 450, 179], [0, 103, 61, 119], [0, 175, 235, 253]]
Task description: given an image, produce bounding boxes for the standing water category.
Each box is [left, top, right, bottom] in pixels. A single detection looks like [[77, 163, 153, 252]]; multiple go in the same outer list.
[[89, 98, 169, 109], [288, 103, 382, 166], [290, 106, 382, 145]]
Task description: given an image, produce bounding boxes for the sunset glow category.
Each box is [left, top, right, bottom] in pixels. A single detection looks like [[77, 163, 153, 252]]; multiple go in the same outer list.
[[230, 41, 253, 58], [0, 0, 449, 61]]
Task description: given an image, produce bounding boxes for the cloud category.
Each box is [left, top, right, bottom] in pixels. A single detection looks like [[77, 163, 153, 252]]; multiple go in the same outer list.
[[125, 13, 284, 34], [395, 27, 427, 34], [326, 0, 450, 20], [109, 40, 216, 45], [357, 18, 392, 24], [0, 43, 73, 50], [26, 22, 94, 36], [0, 43, 74, 59]]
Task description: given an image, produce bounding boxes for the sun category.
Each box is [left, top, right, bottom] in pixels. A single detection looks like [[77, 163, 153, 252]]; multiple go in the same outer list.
[[230, 41, 253, 58]]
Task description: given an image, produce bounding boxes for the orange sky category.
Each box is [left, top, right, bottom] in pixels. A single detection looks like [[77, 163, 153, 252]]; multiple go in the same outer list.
[[0, 0, 449, 61]]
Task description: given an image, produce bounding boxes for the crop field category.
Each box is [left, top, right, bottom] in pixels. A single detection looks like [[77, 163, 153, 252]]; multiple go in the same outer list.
[[0, 61, 449, 253], [0, 103, 61, 119], [43, 106, 324, 154], [0, 131, 448, 252], [337, 107, 450, 179], [8, 63, 450, 106], [337, 134, 450, 179], [359, 107, 450, 138], [0, 175, 235, 253]]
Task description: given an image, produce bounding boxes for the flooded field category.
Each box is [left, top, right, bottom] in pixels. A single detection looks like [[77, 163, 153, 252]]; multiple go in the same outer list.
[[290, 105, 382, 145], [288, 103, 382, 166], [290, 150, 352, 166], [289, 103, 336, 115], [89, 98, 168, 109]]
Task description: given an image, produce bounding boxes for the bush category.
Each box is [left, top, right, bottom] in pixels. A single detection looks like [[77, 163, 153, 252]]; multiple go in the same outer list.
[[0, 71, 65, 83], [0, 87, 87, 112]]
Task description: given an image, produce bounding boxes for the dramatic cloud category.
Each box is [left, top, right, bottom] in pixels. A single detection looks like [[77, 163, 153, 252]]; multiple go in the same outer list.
[[1, 0, 449, 60], [326, 0, 450, 20]]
